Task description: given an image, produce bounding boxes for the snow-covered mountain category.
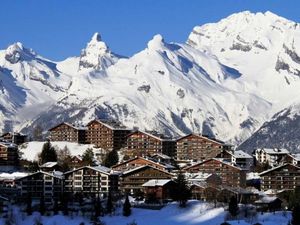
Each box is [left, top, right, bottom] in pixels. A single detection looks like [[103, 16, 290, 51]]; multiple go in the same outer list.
[[3, 11, 300, 148], [238, 101, 300, 153]]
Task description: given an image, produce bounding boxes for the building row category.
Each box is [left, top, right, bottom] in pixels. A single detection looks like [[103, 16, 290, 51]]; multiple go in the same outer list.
[[49, 120, 234, 162]]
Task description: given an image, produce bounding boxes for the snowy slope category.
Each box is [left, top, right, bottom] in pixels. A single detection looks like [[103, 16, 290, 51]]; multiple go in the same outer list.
[[19, 141, 102, 161], [0, 201, 291, 225]]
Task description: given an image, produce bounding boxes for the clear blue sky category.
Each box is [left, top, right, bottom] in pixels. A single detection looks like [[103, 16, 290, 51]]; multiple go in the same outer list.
[[1, 0, 300, 60]]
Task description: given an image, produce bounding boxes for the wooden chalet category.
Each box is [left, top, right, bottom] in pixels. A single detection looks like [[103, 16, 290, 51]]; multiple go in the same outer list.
[[48, 122, 86, 143], [142, 179, 176, 203], [120, 165, 173, 195], [259, 163, 300, 191], [16, 171, 64, 203], [86, 119, 131, 151], [0, 132, 27, 145], [184, 158, 247, 188], [112, 156, 172, 173], [124, 130, 176, 158], [176, 133, 231, 162], [64, 165, 118, 198]]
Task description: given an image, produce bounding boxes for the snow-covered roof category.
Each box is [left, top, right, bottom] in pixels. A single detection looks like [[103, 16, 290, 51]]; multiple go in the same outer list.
[[142, 179, 172, 187], [40, 162, 58, 168], [0, 172, 28, 180], [122, 165, 173, 176], [49, 122, 87, 131], [88, 119, 131, 131], [233, 150, 252, 159], [186, 172, 213, 181], [290, 153, 300, 161], [246, 172, 260, 180], [255, 196, 279, 204], [0, 142, 17, 148], [151, 153, 171, 160], [89, 165, 111, 174], [256, 148, 289, 155]]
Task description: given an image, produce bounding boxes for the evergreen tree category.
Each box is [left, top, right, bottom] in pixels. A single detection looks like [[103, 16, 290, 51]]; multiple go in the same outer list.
[[103, 150, 119, 168], [94, 195, 103, 218], [291, 204, 300, 225], [82, 148, 94, 165], [28, 160, 39, 172], [39, 195, 46, 216], [123, 195, 131, 217], [106, 192, 113, 214], [61, 194, 69, 216], [171, 171, 191, 207], [40, 140, 57, 164], [228, 196, 239, 218], [26, 193, 32, 216], [53, 198, 59, 215]]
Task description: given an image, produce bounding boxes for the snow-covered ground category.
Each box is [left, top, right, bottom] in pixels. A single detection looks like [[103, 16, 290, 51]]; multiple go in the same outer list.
[[19, 141, 101, 161], [0, 201, 291, 225]]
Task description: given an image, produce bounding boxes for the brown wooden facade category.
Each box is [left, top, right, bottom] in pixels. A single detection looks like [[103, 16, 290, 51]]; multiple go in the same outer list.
[[112, 157, 168, 172], [142, 180, 176, 203], [0, 142, 18, 167], [184, 158, 247, 188], [124, 131, 176, 158], [259, 164, 300, 191], [49, 122, 86, 143], [176, 134, 229, 162], [120, 165, 173, 194], [86, 120, 131, 151], [0, 132, 27, 145]]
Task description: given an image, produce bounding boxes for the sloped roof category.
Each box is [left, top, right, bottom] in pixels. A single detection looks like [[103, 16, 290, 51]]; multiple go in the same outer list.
[[256, 148, 289, 155], [232, 150, 253, 159], [40, 162, 58, 168], [142, 179, 172, 187], [48, 122, 87, 131], [259, 163, 300, 176], [87, 119, 131, 131], [121, 165, 173, 177]]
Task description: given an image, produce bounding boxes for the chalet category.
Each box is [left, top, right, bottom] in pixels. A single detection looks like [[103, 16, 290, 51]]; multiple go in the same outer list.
[[190, 183, 220, 201], [254, 196, 282, 212], [0, 132, 27, 145], [48, 122, 86, 143], [39, 162, 61, 172], [16, 171, 64, 203], [230, 150, 253, 169], [86, 119, 131, 151], [254, 148, 290, 167], [151, 153, 172, 165], [124, 130, 176, 158], [184, 158, 247, 188], [186, 172, 222, 187], [68, 155, 85, 169], [0, 142, 19, 170], [112, 156, 172, 173], [64, 165, 118, 198], [120, 165, 173, 195], [142, 179, 176, 203], [284, 153, 300, 166], [176, 133, 231, 162], [259, 163, 300, 191]]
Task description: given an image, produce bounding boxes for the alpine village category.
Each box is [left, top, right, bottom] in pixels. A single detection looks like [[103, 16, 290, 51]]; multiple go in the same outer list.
[[0, 118, 299, 224]]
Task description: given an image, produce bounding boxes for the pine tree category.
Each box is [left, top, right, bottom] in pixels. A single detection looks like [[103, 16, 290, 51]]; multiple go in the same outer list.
[[291, 204, 300, 225], [123, 195, 131, 217], [103, 150, 119, 168], [40, 140, 57, 164], [171, 171, 191, 207], [228, 196, 239, 218], [53, 198, 59, 215], [28, 160, 39, 172], [39, 195, 46, 216], [106, 192, 113, 214], [82, 148, 94, 165], [26, 193, 32, 216]]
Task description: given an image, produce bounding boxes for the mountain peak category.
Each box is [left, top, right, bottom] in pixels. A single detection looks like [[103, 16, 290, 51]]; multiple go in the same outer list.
[[4, 42, 36, 64], [78, 32, 121, 71], [147, 34, 165, 50], [91, 32, 102, 42]]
